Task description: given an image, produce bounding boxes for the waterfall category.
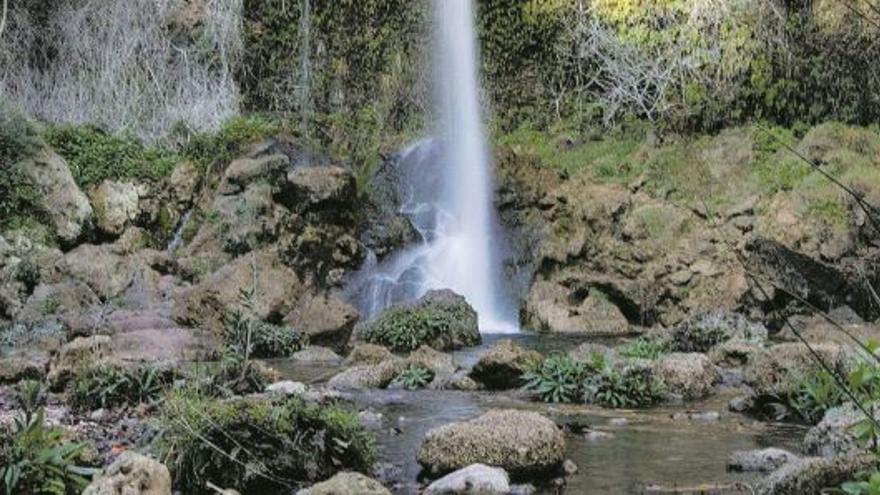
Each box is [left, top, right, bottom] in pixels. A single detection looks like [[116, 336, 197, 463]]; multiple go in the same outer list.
[[346, 0, 518, 333]]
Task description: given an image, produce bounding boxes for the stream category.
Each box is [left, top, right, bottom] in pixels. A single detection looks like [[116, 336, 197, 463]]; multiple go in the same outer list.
[[271, 334, 805, 495]]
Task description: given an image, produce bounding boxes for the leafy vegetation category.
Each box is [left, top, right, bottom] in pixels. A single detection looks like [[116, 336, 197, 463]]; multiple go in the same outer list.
[[842, 473, 880, 495], [178, 115, 280, 174], [776, 360, 880, 424], [71, 364, 174, 411], [1, 383, 92, 495], [396, 365, 434, 390], [45, 125, 179, 189], [523, 353, 593, 403], [361, 303, 478, 353], [619, 338, 669, 361], [223, 309, 303, 360], [154, 392, 377, 494], [0, 104, 42, 230]]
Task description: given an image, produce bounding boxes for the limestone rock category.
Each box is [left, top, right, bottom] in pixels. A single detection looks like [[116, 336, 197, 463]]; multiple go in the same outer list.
[[169, 160, 200, 204], [728, 448, 799, 473], [523, 281, 629, 335], [757, 454, 880, 495], [83, 452, 171, 495], [284, 293, 359, 349], [290, 346, 343, 363], [283, 165, 356, 211], [47, 335, 112, 388], [652, 352, 718, 400], [327, 359, 406, 390], [345, 344, 394, 366], [418, 409, 565, 477], [21, 148, 93, 243], [295, 472, 390, 495], [220, 154, 289, 195], [0, 350, 49, 384], [803, 402, 879, 458], [91, 180, 146, 236], [469, 340, 542, 390], [425, 464, 511, 494]]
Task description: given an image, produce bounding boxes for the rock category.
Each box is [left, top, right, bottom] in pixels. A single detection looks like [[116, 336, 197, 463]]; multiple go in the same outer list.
[[652, 353, 718, 400], [671, 312, 767, 352], [327, 359, 407, 390], [266, 381, 307, 396], [47, 335, 112, 388], [290, 346, 343, 363], [424, 464, 511, 494], [59, 244, 141, 300], [803, 402, 880, 457], [284, 293, 359, 350], [428, 372, 480, 391], [16, 281, 100, 325], [90, 180, 146, 236], [21, 148, 93, 243], [173, 250, 304, 331], [296, 472, 390, 495], [406, 345, 458, 376], [743, 343, 853, 398], [83, 452, 171, 495], [562, 459, 578, 476], [418, 409, 565, 478], [757, 454, 880, 495], [221, 154, 289, 195], [568, 342, 614, 363], [355, 290, 480, 352], [109, 326, 218, 365], [345, 344, 394, 366], [0, 350, 49, 384], [283, 165, 357, 211], [728, 448, 800, 473], [708, 339, 764, 368], [523, 281, 630, 335], [169, 160, 200, 204], [469, 340, 542, 390]]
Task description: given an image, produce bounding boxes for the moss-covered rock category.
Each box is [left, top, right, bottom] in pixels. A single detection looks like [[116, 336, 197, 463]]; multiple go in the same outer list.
[[355, 290, 480, 352], [418, 409, 565, 478]]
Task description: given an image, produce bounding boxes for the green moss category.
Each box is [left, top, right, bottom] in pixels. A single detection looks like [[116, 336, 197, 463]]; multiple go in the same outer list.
[[154, 392, 377, 494], [45, 125, 178, 189], [179, 115, 281, 174], [0, 105, 43, 230]]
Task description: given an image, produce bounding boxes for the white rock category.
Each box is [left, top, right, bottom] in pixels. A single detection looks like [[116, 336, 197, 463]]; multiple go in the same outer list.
[[424, 464, 511, 494]]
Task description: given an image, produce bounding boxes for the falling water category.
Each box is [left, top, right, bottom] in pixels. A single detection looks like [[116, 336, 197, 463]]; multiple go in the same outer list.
[[346, 0, 518, 333]]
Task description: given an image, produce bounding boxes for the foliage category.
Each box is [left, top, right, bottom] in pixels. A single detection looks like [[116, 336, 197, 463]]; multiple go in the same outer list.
[[842, 472, 880, 495], [153, 392, 377, 494], [584, 364, 666, 408], [0, 407, 91, 495], [361, 303, 477, 353], [222, 309, 303, 359], [779, 360, 880, 424], [45, 125, 178, 189], [72, 364, 173, 411], [178, 115, 280, 173], [397, 365, 434, 390], [0, 103, 42, 229], [523, 353, 595, 404], [619, 337, 668, 361]]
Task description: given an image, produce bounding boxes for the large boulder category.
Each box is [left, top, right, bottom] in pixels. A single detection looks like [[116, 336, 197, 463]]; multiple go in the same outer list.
[[90, 180, 146, 236], [83, 452, 171, 495], [21, 148, 93, 243], [327, 358, 407, 390], [418, 409, 565, 478], [355, 290, 480, 352], [58, 244, 141, 301], [345, 344, 394, 366], [652, 352, 719, 400], [284, 293, 359, 350], [283, 165, 357, 211], [757, 454, 880, 495], [295, 472, 390, 495], [469, 340, 542, 390], [523, 281, 630, 335], [424, 464, 511, 494]]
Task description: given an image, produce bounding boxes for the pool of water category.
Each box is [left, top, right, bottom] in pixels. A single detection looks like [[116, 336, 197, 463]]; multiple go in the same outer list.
[[272, 333, 806, 494]]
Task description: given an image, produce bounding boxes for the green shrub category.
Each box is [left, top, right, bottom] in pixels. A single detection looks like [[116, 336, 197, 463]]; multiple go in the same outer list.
[[0, 104, 42, 229], [361, 302, 479, 353], [72, 364, 174, 411], [0, 408, 92, 495], [584, 364, 666, 409], [619, 338, 669, 361], [396, 365, 433, 390], [222, 309, 303, 359], [45, 125, 178, 189], [154, 392, 377, 494], [523, 353, 594, 404], [179, 115, 280, 173], [842, 473, 880, 495], [776, 360, 880, 424]]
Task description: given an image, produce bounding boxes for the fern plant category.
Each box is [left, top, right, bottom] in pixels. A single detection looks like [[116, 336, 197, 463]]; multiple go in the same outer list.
[[523, 353, 594, 403], [397, 365, 433, 390]]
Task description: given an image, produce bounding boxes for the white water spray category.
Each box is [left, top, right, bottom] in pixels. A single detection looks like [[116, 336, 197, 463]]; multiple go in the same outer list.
[[346, 0, 518, 333]]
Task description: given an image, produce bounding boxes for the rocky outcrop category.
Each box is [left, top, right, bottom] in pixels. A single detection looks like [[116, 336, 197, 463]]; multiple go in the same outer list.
[[0, 350, 49, 384], [90, 180, 147, 236], [523, 280, 630, 334], [284, 293, 359, 350], [47, 335, 112, 388], [20, 148, 93, 244], [282, 165, 356, 211], [296, 472, 390, 495], [83, 452, 172, 495], [469, 340, 541, 390], [418, 409, 565, 478], [652, 352, 719, 400], [670, 312, 767, 352], [354, 290, 480, 352], [424, 464, 511, 494]]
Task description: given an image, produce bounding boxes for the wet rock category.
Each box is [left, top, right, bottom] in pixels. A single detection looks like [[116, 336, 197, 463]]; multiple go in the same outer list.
[[424, 464, 511, 494], [803, 402, 880, 457], [562, 459, 578, 476], [345, 343, 394, 366], [355, 290, 480, 352], [21, 148, 93, 244], [0, 350, 49, 384], [327, 359, 407, 390], [728, 448, 799, 473], [418, 409, 565, 478], [359, 409, 384, 429], [91, 180, 146, 236], [83, 451, 171, 495], [428, 372, 480, 391], [284, 293, 359, 350], [652, 352, 719, 400], [757, 454, 880, 495], [469, 339, 542, 390], [290, 346, 343, 363], [296, 472, 390, 495], [265, 380, 307, 396], [709, 339, 764, 368], [407, 345, 458, 376], [47, 335, 112, 388]]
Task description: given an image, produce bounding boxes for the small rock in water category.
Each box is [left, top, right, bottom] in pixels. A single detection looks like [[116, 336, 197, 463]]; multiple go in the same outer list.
[[359, 409, 384, 429], [584, 430, 615, 441], [424, 464, 510, 494], [609, 417, 629, 426], [563, 459, 578, 476], [509, 484, 536, 495], [728, 448, 799, 473], [89, 408, 107, 422], [265, 381, 307, 396], [671, 411, 721, 422]]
